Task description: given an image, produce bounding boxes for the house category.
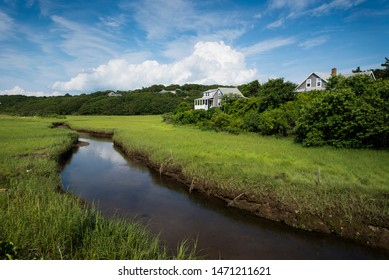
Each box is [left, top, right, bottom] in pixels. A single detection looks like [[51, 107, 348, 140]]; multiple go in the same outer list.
[[194, 87, 244, 110], [107, 92, 122, 97], [295, 68, 376, 92], [159, 89, 176, 94]]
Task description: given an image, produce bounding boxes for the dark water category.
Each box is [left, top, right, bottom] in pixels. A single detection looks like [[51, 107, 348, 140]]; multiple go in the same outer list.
[[60, 136, 388, 259]]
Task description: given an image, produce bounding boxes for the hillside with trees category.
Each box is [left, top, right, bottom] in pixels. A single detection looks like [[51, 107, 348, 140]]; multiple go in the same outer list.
[[0, 84, 223, 116]]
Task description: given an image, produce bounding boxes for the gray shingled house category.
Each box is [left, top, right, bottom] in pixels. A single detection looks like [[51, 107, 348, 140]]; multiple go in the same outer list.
[[295, 68, 376, 92], [194, 87, 245, 110]]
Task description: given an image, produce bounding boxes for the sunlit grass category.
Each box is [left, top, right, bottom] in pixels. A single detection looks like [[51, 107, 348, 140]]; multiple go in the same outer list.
[[0, 116, 197, 259], [66, 115, 389, 229]]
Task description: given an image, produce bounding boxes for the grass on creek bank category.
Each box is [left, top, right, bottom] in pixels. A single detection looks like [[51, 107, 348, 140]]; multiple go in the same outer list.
[[0, 116, 196, 259], [65, 115, 389, 249]]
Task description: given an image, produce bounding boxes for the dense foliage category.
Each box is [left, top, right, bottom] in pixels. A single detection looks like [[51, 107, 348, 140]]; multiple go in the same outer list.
[[167, 75, 388, 149], [0, 84, 223, 116]]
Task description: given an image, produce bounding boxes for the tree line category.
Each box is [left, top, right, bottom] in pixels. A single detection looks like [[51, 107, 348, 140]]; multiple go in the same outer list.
[[0, 84, 224, 116]]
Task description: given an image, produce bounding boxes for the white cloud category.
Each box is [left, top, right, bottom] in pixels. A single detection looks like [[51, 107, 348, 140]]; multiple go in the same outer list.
[[50, 15, 121, 65], [241, 37, 296, 56], [312, 0, 366, 15], [0, 86, 61, 97], [266, 18, 285, 29], [52, 41, 257, 92], [127, 0, 244, 42], [268, 0, 316, 11], [299, 35, 329, 49], [0, 11, 15, 40]]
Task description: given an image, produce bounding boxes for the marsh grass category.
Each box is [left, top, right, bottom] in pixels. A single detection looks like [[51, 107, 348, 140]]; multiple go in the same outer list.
[[0, 116, 197, 259], [66, 115, 389, 230]]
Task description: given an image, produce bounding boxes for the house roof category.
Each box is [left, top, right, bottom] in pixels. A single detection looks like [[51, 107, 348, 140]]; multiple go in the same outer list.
[[195, 87, 244, 101], [295, 72, 331, 91], [342, 70, 376, 80], [296, 70, 376, 91], [217, 87, 244, 97]]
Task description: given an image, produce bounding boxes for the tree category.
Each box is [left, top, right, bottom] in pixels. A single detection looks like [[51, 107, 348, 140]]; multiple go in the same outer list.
[[373, 57, 389, 80], [381, 57, 389, 69], [352, 66, 362, 73], [257, 78, 297, 111], [238, 80, 261, 97], [295, 80, 388, 149]]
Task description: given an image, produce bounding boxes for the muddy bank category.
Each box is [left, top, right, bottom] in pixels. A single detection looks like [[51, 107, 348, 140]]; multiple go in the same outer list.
[[113, 139, 389, 251]]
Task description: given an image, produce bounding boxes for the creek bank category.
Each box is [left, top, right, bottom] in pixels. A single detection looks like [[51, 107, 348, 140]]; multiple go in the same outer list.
[[113, 140, 389, 251], [61, 124, 389, 252]]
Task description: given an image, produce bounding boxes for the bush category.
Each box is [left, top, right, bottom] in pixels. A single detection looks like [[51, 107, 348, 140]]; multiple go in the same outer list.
[[258, 106, 295, 137], [295, 88, 388, 148]]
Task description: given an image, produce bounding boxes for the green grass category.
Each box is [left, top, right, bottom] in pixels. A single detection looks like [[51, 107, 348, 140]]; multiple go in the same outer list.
[[2, 115, 388, 254], [65, 115, 389, 239], [0, 116, 196, 259]]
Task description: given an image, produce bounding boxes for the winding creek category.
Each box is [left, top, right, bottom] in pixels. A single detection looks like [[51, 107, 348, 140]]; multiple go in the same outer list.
[[60, 134, 388, 259]]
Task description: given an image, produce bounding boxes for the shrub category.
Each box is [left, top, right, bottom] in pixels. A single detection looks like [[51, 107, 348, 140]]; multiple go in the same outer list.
[[295, 88, 388, 148]]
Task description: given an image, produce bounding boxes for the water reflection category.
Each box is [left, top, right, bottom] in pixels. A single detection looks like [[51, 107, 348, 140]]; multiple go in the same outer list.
[[60, 136, 388, 260]]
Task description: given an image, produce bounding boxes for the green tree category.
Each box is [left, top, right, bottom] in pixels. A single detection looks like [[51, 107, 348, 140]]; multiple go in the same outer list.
[[238, 80, 261, 97], [258, 78, 297, 111], [295, 86, 388, 148]]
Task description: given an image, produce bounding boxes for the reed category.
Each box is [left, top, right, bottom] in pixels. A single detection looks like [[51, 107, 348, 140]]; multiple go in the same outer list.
[[0, 116, 197, 259]]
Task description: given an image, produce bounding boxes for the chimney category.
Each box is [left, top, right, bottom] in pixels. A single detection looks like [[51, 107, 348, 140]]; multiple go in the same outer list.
[[331, 67, 337, 75]]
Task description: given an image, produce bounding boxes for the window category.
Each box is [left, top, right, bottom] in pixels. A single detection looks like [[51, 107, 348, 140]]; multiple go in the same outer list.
[[306, 79, 311, 88], [316, 78, 321, 87]]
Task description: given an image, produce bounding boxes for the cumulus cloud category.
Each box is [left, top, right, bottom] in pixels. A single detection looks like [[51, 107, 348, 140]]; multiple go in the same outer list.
[[52, 41, 257, 92], [0, 86, 61, 97]]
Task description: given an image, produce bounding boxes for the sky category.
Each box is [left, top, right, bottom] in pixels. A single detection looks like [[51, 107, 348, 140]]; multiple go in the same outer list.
[[0, 0, 388, 96]]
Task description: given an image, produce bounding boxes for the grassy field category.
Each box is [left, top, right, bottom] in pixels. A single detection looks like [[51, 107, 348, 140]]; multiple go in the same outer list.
[[65, 115, 389, 248], [0, 116, 196, 259], [1, 115, 388, 255]]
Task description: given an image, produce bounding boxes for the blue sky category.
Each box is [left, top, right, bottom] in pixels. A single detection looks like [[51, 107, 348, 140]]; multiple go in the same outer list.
[[0, 0, 388, 96]]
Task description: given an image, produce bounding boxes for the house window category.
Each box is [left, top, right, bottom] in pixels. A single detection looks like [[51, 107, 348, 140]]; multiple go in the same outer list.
[[316, 78, 321, 87], [306, 79, 311, 88]]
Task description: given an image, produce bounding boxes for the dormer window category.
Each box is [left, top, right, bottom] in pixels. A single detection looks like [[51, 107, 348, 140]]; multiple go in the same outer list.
[[306, 79, 311, 88], [316, 78, 321, 87]]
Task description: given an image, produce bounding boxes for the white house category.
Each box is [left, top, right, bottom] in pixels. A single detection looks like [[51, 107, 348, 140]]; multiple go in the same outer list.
[[107, 91, 122, 97], [194, 87, 244, 110], [295, 68, 376, 92]]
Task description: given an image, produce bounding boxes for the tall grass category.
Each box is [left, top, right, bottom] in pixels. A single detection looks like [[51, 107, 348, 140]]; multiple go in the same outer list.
[[65, 115, 389, 236], [0, 116, 196, 259]]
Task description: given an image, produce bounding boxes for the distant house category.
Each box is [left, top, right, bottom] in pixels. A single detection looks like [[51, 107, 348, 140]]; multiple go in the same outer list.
[[158, 89, 176, 94], [194, 87, 244, 110], [295, 68, 376, 92], [107, 92, 122, 97]]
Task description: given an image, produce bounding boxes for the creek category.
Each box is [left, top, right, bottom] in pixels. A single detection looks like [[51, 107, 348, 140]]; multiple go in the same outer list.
[[60, 135, 387, 259]]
